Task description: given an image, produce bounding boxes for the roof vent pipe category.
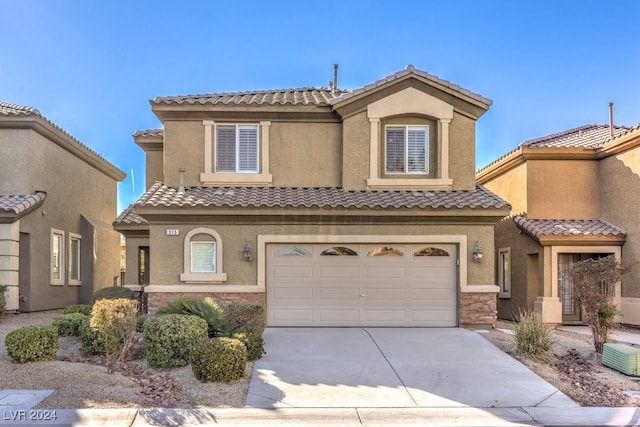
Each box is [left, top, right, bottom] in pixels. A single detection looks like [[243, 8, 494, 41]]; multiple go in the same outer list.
[[178, 168, 185, 193], [332, 64, 339, 95], [609, 102, 614, 139]]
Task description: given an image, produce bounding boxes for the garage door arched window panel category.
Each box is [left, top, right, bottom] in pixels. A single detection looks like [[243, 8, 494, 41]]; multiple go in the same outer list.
[[320, 246, 358, 256], [367, 246, 404, 257], [413, 247, 450, 257], [275, 246, 312, 257], [180, 228, 227, 283]]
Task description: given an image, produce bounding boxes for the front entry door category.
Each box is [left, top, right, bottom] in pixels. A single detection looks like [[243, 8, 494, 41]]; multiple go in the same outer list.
[[558, 253, 582, 323]]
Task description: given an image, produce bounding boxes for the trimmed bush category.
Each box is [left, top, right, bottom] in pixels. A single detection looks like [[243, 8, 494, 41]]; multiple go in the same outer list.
[[93, 286, 134, 303], [224, 302, 265, 334], [79, 317, 105, 355], [90, 298, 138, 373], [0, 284, 8, 322], [5, 325, 58, 363], [53, 313, 88, 336], [190, 337, 247, 383], [136, 314, 147, 333], [157, 297, 228, 337], [144, 314, 208, 368], [63, 304, 93, 316], [232, 326, 265, 361], [514, 309, 554, 361]]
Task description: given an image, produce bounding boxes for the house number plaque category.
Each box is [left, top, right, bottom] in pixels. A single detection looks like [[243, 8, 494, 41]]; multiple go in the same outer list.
[[165, 229, 180, 236]]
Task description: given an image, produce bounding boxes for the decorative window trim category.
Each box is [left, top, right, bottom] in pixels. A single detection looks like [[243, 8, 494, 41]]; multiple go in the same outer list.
[[366, 87, 454, 189], [498, 247, 511, 298], [385, 125, 429, 175], [200, 120, 273, 185], [180, 228, 227, 283], [320, 246, 358, 256], [68, 232, 82, 286], [51, 229, 65, 285]]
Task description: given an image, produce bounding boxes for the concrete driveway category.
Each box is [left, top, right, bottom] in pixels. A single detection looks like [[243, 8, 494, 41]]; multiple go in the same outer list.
[[246, 328, 577, 409]]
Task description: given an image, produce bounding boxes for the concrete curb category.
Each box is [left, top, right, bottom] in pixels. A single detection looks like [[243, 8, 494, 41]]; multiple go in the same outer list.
[[3, 407, 640, 427]]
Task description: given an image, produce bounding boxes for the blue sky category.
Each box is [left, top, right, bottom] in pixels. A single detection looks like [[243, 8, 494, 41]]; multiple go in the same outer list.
[[2, 1, 640, 212]]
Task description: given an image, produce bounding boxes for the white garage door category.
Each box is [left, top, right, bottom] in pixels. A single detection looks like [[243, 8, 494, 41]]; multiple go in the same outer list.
[[267, 243, 457, 327]]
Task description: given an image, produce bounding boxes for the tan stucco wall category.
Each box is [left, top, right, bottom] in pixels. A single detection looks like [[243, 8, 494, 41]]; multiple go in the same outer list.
[[482, 163, 528, 215], [162, 120, 204, 187], [145, 149, 164, 189], [527, 160, 600, 219], [341, 111, 370, 190], [448, 112, 476, 190], [145, 221, 496, 291], [4, 129, 122, 311], [600, 150, 640, 300], [0, 129, 33, 194], [269, 121, 341, 187], [123, 236, 149, 286]]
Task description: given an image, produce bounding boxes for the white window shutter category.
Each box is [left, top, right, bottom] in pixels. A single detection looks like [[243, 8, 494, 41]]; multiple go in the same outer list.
[[386, 127, 406, 173], [238, 125, 258, 172], [407, 126, 427, 173]]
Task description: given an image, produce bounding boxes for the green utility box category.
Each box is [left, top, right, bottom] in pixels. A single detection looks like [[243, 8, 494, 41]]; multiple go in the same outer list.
[[602, 343, 640, 376]]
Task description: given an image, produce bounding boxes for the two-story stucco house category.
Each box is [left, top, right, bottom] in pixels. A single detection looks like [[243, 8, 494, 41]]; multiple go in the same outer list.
[[115, 66, 510, 327], [0, 102, 126, 312], [477, 124, 640, 326]]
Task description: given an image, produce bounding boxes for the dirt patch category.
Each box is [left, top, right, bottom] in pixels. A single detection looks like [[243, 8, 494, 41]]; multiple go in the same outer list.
[[0, 310, 252, 409], [481, 321, 640, 407]]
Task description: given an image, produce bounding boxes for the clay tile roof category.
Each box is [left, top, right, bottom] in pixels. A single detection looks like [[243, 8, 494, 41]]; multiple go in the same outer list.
[[114, 204, 148, 225], [133, 129, 163, 138], [151, 88, 348, 107], [0, 192, 47, 217], [514, 216, 626, 238], [330, 65, 492, 106], [521, 124, 632, 149], [0, 101, 125, 179], [134, 182, 509, 210]]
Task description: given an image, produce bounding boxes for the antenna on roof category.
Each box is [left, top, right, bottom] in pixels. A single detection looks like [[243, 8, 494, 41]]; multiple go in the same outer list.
[[609, 102, 614, 138], [331, 64, 339, 95]]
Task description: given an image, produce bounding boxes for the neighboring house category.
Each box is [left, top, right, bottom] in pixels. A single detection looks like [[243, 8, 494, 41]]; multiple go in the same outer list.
[[0, 102, 126, 312], [477, 124, 640, 326], [114, 65, 510, 327]]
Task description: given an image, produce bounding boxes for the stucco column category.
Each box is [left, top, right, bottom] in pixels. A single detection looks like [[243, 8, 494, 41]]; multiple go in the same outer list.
[[0, 222, 20, 311], [260, 121, 271, 176], [369, 117, 380, 178], [439, 118, 451, 180], [202, 120, 214, 174], [534, 246, 562, 323]]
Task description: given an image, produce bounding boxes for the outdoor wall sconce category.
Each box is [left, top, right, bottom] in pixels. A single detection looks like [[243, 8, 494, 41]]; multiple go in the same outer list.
[[472, 241, 483, 263], [242, 240, 253, 262]]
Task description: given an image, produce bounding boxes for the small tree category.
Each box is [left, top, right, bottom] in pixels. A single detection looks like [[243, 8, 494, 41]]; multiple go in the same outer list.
[[90, 298, 138, 373], [570, 255, 629, 353]]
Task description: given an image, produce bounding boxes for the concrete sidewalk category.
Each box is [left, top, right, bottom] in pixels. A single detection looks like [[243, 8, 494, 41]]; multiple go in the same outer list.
[[558, 326, 640, 346], [4, 406, 640, 426]]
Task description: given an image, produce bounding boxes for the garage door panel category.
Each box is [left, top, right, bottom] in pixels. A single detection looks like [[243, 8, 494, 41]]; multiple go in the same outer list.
[[272, 287, 314, 300], [272, 309, 314, 322], [365, 266, 407, 279], [318, 309, 361, 322], [272, 266, 315, 279], [366, 309, 407, 322], [318, 265, 361, 279], [319, 288, 361, 300], [365, 288, 406, 300]]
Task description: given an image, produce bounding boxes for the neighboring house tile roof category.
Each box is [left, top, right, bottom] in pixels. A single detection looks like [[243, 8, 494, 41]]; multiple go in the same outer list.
[[329, 65, 492, 107], [151, 88, 346, 107], [0, 101, 126, 180], [0, 192, 47, 217], [133, 182, 509, 210], [520, 124, 632, 149], [133, 129, 163, 138], [514, 216, 626, 239], [114, 204, 148, 225]]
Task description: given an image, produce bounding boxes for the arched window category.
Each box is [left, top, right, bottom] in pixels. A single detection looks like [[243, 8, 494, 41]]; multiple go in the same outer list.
[[367, 246, 404, 257], [321, 246, 358, 256], [275, 246, 312, 257], [180, 228, 227, 283], [413, 247, 450, 257]]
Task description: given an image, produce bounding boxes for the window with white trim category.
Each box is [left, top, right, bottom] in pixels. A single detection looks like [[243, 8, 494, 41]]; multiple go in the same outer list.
[[385, 125, 428, 174], [498, 247, 511, 297], [180, 228, 227, 283], [69, 233, 82, 284], [51, 229, 64, 285], [216, 124, 259, 173]]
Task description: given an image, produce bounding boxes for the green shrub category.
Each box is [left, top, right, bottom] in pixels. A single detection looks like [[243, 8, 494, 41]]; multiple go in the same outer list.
[[53, 313, 88, 336], [63, 304, 93, 316], [232, 326, 265, 361], [90, 298, 138, 373], [224, 302, 265, 334], [0, 284, 8, 322], [136, 314, 147, 333], [144, 314, 208, 368], [5, 326, 58, 363], [157, 297, 228, 337], [514, 309, 554, 361], [190, 337, 247, 383], [79, 317, 105, 355], [93, 286, 134, 303]]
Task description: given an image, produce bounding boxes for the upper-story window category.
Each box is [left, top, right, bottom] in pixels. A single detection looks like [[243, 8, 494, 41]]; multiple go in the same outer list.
[[385, 125, 428, 174], [216, 124, 259, 173], [201, 120, 273, 185]]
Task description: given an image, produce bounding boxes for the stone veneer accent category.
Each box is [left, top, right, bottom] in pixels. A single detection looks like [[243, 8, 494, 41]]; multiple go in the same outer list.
[[459, 292, 497, 326], [146, 292, 265, 316]]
